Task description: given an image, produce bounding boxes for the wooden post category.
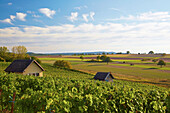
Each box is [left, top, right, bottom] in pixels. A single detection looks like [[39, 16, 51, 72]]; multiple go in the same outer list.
[[11, 92, 16, 113]]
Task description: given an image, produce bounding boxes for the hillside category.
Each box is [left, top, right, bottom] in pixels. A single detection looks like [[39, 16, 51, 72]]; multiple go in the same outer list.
[[0, 62, 169, 112], [38, 54, 170, 88]]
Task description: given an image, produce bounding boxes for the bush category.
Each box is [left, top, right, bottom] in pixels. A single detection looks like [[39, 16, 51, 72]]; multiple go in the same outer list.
[[141, 58, 151, 61], [157, 60, 166, 68], [25, 56, 42, 64], [0, 57, 5, 62], [31, 56, 41, 64], [53, 60, 72, 69]]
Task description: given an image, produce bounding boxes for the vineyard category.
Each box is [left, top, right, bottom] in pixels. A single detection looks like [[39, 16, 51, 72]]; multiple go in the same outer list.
[[0, 62, 170, 112]]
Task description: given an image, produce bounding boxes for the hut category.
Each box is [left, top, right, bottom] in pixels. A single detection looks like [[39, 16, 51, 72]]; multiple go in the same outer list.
[[94, 72, 114, 82], [4, 59, 44, 77]]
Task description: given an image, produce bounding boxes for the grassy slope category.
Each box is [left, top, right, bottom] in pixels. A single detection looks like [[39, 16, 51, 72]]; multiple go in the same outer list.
[[39, 54, 170, 88]]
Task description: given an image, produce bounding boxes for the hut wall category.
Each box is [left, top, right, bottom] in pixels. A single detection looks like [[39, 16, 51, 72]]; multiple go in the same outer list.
[[23, 62, 43, 77]]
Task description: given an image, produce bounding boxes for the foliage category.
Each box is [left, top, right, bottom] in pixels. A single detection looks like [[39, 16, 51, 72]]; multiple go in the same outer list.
[[161, 53, 166, 57], [0, 57, 5, 62], [105, 57, 112, 64], [12, 46, 27, 59], [152, 59, 159, 63], [157, 60, 166, 68], [0, 70, 169, 113], [148, 51, 154, 54], [80, 56, 84, 61], [100, 55, 107, 61], [53, 60, 72, 69], [97, 55, 100, 61], [25, 56, 42, 64], [127, 51, 130, 54], [141, 58, 151, 61], [0, 46, 9, 56]]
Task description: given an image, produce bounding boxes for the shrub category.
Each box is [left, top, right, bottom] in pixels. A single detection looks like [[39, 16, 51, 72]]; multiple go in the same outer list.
[[31, 56, 41, 64], [157, 60, 166, 68], [141, 58, 151, 61], [0, 57, 5, 62], [25, 56, 42, 64], [53, 60, 72, 69]]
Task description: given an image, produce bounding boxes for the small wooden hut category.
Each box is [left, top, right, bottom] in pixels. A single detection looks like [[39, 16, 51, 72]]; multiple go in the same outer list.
[[4, 59, 44, 77], [94, 72, 114, 82]]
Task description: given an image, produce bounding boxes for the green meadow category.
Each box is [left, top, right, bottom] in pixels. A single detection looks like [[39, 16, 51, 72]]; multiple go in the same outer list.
[[39, 54, 170, 88]]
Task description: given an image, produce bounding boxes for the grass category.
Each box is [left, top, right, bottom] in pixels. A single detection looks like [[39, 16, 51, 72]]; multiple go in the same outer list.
[[109, 63, 170, 70], [39, 58, 90, 61], [38, 55, 170, 88]]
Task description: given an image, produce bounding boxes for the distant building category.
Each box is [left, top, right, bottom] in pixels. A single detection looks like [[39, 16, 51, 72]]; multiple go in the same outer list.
[[4, 59, 44, 77], [94, 72, 114, 82]]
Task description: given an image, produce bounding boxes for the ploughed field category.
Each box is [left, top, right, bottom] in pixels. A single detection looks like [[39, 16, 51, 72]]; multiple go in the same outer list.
[[38, 54, 170, 88], [0, 62, 169, 112]]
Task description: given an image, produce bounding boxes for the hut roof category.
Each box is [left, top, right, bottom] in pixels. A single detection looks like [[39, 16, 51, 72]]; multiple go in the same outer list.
[[94, 72, 114, 80], [4, 59, 44, 73]]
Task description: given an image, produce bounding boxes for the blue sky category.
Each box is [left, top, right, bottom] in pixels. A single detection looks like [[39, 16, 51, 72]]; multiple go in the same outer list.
[[0, 0, 170, 53]]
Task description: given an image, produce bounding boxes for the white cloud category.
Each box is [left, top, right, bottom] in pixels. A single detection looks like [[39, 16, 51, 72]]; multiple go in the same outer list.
[[8, 3, 12, 5], [110, 8, 120, 11], [1, 22, 170, 53], [39, 8, 56, 18], [74, 5, 88, 10], [90, 12, 95, 20], [10, 15, 16, 21], [16, 13, 27, 21], [112, 11, 170, 21], [32, 15, 41, 18], [82, 14, 89, 22], [67, 12, 78, 22], [27, 11, 35, 14], [0, 18, 13, 25]]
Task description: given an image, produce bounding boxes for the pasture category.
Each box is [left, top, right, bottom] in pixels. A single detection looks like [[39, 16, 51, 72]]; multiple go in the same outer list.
[[38, 54, 170, 87]]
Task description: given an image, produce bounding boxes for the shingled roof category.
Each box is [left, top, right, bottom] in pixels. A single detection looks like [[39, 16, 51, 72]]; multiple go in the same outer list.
[[94, 72, 114, 80], [4, 59, 44, 73]]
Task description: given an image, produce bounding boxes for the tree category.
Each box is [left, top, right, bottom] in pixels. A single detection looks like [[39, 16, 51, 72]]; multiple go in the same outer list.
[[161, 53, 166, 57], [0, 57, 5, 62], [0, 46, 9, 56], [12, 46, 27, 59], [97, 55, 100, 61], [152, 59, 158, 63], [29, 56, 41, 64], [100, 55, 107, 61], [105, 57, 111, 64], [127, 51, 130, 54], [80, 56, 84, 61], [157, 60, 166, 68], [148, 51, 154, 54], [53, 60, 72, 69]]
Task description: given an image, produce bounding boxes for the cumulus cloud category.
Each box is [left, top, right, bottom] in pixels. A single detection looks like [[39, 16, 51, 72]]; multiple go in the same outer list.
[[0, 18, 13, 25], [82, 14, 89, 22], [39, 8, 56, 18], [112, 11, 170, 21], [8, 3, 12, 5], [16, 13, 27, 21], [90, 12, 95, 20], [10, 15, 16, 21], [67, 12, 78, 22], [0, 22, 170, 53]]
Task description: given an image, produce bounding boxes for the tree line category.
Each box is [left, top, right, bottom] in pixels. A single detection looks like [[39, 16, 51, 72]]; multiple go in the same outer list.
[[0, 46, 41, 63]]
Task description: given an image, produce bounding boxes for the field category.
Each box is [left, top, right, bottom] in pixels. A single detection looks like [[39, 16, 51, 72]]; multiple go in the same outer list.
[[0, 62, 169, 112], [38, 54, 170, 88]]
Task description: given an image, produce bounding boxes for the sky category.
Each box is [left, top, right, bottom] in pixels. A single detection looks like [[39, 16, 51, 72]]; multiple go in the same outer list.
[[0, 0, 170, 53]]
